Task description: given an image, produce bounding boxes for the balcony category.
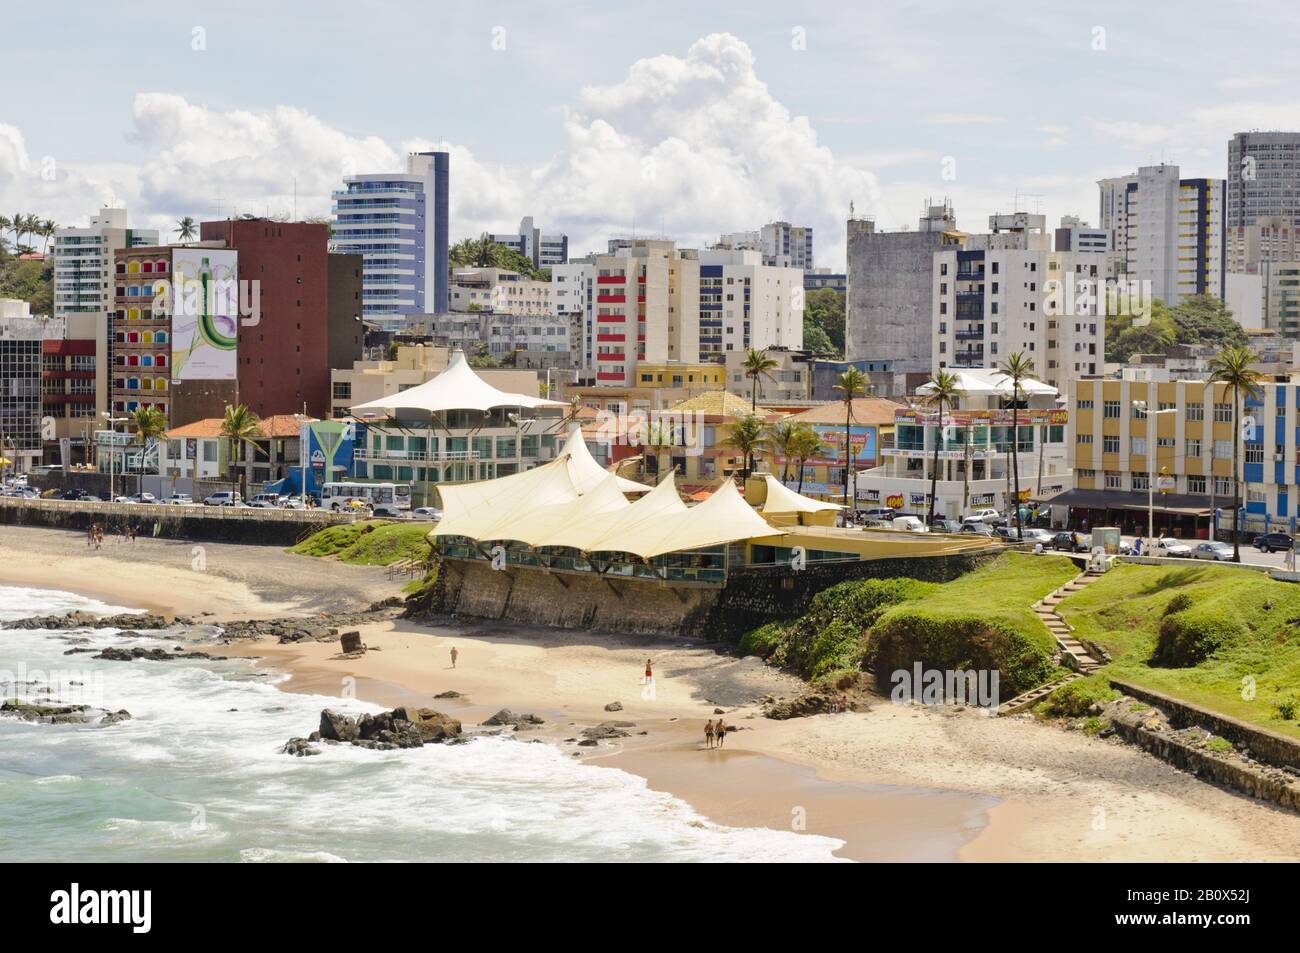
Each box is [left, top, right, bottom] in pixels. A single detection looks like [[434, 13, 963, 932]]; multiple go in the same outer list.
[[354, 449, 481, 463]]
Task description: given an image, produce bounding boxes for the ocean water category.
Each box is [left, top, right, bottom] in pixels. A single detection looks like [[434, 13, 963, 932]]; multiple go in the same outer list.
[[0, 586, 845, 862]]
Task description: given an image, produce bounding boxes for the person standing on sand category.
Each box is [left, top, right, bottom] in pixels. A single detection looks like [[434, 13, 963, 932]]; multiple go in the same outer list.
[[714, 718, 726, 747], [450, 645, 459, 669], [643, 658, 653, 684], [704, 720, 715, 749]]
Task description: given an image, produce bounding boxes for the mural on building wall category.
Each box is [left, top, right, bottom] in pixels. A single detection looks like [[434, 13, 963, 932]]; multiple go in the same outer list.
[[171, 248, 239, 380]]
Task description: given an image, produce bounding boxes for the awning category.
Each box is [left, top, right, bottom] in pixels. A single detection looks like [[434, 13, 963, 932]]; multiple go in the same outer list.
[[760, 474, 843, 515], [351, 347, 567, 416], [558, 427, 651, 494], [1041, 487, 1215, 517]]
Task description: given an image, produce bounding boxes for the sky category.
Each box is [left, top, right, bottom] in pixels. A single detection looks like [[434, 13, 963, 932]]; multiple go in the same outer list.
[[3, 0, 1299, 268]]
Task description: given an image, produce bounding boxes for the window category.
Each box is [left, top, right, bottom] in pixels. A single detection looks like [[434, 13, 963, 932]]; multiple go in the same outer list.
[[1214, 476, 1232, 496], [1213, 403, 1233, 423], [1246, 446, 1264, 465], [1103, 434, 1120, 453], [1187, 474, 1206, 494], [1077, 468, 1096, 480], [1132, 473, 1149, 490], [1213, 440, 1232, 459], [1130, 437, 1147, 455], [1248, 487, 1267, 504], [1103, 400, 1121, 419], [1186, 438, 1201, 458], [1186, 402, 1204, 421], [1076, 433, 1093, 444], [1076, 398, 1094, 410], [332, 381, 351, 400], [1105, 471, 1122, 489]]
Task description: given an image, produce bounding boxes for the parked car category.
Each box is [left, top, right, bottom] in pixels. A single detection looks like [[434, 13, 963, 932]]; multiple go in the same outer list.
[[127, 492, 157, 504], [203, 491, 242, 506], [1020, 528, 1055, 544], [860, 507, 895, 522], [931, 518, 963, 534], [166, 494, 194, 505], [1254, 532, 1293, 553], [248, 493, 282, 508], [1154, 537, 1192, 558], [1050, 531, 1089, 553], [410, 507, 442, 521], [62, 488, 92, 501], [960, 521, 995, 536], [1192, 541, 1234, 561], [967, 508, 1003, 523], [279, 497, 306, 510], [891, 515, 929, 533]]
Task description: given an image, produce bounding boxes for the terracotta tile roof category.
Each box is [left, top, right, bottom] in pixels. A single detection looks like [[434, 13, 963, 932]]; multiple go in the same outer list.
[[165, 413, 315, 439], [782, 397, 902, 427]]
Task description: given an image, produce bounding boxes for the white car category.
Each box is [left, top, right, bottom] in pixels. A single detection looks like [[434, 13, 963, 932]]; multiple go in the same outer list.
[[1192, 541, 1234, 561], [965, 508, 1001, 524], [248, 493, 282, 508], [410, 507, 442, 521], [203, 491, 242, 506], [1155, 537, 1192, 558], [127, 492, 157, 504], [278, 497, 306, 510], [166, 494, 194, 505]]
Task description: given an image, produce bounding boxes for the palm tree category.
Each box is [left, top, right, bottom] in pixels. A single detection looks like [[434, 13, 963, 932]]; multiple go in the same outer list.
[[997, 352, 1036, 541], [919, 370, 962, 527], [175, 217, 198, 242], [741, 347, 779, 411], [833, 367, 867, 509], [722, 413, 767, 480], [1208, 346, 1264, 562], [769, 420, 798, 482], [643, 420, 674, 482], [219, 404, 263, 501], [130, 407, 168, 494], [11, 212, 30, 253], [39, 218, 56, 254], [787, 424, 823, 495]]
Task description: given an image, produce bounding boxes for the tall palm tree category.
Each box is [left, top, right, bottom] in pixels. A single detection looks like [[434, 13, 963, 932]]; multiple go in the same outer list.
[[175, 217, 198, 242], [11, 212, 30, 253], [997, 352, 1036, 541], [39, 218, 56, 254], [787, 424, 823, 495], [833, 367, 867, 509], [1208, 346, 1264, 562], [919, 370, 962, 526], [769, 420, 798, 482], [741, 347, 779, 411], [130, 407, 168, 494], [722, 413, 767, 480], [220, 404, 263, 501]]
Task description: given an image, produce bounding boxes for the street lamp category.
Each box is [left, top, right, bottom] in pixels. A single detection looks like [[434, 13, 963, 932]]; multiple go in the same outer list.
[[101, 411, 129, 500], [1131, 401, 1178, 541]]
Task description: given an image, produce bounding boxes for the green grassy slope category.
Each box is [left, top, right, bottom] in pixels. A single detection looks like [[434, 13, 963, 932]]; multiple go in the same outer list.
[[289, 520, 433, 566]]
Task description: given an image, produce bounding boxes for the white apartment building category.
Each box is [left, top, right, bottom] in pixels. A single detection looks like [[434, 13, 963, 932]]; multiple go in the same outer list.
[[487, 216, 568, 269], [1098, 164, 1225, 305], [696, 247, 803, 363], [932, 246, 1107, 392], [718, 221, 814, 269], [1054, 215, 1113, 255], [553, 240, 700, 386], [723, 346, 811, 402]]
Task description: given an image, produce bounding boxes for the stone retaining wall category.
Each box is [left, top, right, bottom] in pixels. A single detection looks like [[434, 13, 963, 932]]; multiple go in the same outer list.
[[0, 497, 350, 546]]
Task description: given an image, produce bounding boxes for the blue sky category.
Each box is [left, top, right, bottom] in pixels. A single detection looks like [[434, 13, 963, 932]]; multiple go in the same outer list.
[[4, 0, 1298, 265]]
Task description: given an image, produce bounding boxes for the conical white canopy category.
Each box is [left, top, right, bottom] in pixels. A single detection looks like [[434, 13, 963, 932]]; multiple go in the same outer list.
[[759, 474, 842, 514], [559, 427, 652, 494], [351, 348, 567, 416]]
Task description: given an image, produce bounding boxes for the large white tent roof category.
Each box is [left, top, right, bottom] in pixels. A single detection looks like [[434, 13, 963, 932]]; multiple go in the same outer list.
[[559, 427, 651, 494], [432, 464, 776, 559], [916, 368, 1057, 398], [350, 348, 566, 416]]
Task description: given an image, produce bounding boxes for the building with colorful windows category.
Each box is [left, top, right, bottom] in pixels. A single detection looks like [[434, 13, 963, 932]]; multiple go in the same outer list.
[[111, 244, 184, 424]]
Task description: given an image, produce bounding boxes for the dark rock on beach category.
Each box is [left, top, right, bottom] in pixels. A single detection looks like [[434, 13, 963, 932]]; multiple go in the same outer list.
[[481, 709, 544, 727], [288, 706, 462, 755], [3, 611, 180, 631], [604, 701, 623, 712], [93, 646, 223, 662]]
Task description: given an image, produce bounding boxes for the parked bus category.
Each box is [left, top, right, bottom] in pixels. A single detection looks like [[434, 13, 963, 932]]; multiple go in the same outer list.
[[320, 481, 411, 518]]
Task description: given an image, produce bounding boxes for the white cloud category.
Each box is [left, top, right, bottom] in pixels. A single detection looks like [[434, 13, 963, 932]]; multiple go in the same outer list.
[[2, 34, 880, 268], [925, 113, 1006, 125]]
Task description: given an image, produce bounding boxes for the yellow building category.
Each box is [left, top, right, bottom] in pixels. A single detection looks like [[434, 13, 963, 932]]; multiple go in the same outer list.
[[1060, 378, 1236, 537], [634, 361, 725, 390]]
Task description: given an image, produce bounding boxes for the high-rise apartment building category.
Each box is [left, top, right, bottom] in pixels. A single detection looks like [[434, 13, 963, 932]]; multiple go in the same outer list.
[[50, 207, 158, 446], [695, 248, 803, 363], [718, 221, 815, 269], [1227, 131, 1300, 229], [553, 240, 700, 386], [1098, 164, 1224, 304], [1054, 215, 1113, 255], [332, 151, 449, 330], [488, 216, 568, 269], [0, 305, 47, 473], [932, 246, 1107, 391], [845, 203, 963, 373]]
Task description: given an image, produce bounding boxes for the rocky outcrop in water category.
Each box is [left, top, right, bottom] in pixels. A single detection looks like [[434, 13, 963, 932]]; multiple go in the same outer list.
[[3, 611, 181, 631], [481, 709, 544, 728], [94, 646, 225, 662], [283, 706, 464, 755], [762, 693, 864, 720], [1, 700, 132, 726], [217, 606, 402, 644]]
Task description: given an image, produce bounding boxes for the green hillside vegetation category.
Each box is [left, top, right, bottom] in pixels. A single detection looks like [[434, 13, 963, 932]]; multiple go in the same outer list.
[[1106, 295, 1247, 363], [290, 520, 432, 566], [740, 553, 1077, 695], [1055, 562, 1300, 738]]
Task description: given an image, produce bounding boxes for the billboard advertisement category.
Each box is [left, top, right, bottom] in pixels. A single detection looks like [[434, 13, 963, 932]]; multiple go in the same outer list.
[[299, 420, 357, 495], [807, 424, 877, 467], [171, 248, 239, 381]]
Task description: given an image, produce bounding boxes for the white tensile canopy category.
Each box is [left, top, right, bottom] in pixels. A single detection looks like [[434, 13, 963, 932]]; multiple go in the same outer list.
[[759, 474, 843, 515], [349, 348, 567, 416], [558, 427, 651, 494], [432, 463, 776, 559]]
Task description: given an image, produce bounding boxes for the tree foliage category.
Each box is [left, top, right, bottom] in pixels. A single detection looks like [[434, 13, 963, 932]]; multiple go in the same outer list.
[[803, 288, 844, 357]]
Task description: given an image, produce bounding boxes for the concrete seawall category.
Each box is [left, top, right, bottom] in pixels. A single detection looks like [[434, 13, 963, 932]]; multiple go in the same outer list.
[[0, 498, 353, 546]]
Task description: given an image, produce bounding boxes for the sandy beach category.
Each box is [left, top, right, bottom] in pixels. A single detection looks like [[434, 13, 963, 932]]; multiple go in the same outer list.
[[4, 524, 1299, 862]]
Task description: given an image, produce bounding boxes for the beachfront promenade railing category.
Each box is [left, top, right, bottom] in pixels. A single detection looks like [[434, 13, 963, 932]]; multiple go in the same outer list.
[[0, 496, 355, 526]]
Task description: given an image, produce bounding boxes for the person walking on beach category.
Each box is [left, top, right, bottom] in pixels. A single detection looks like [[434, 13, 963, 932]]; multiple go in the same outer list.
[[86, 524, 94, 548], [449, 645, 459, 669], [714, 717, 726, 747], [704, 719, 715, 749], [643, 658, 653, 684]]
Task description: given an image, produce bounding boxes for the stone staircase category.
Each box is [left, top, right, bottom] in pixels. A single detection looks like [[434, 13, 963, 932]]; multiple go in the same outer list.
[[998, 570, 1107, 716]]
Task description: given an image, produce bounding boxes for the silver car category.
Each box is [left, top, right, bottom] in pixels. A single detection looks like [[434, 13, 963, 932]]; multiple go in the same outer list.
[[1192, 541, 1234, 561]]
